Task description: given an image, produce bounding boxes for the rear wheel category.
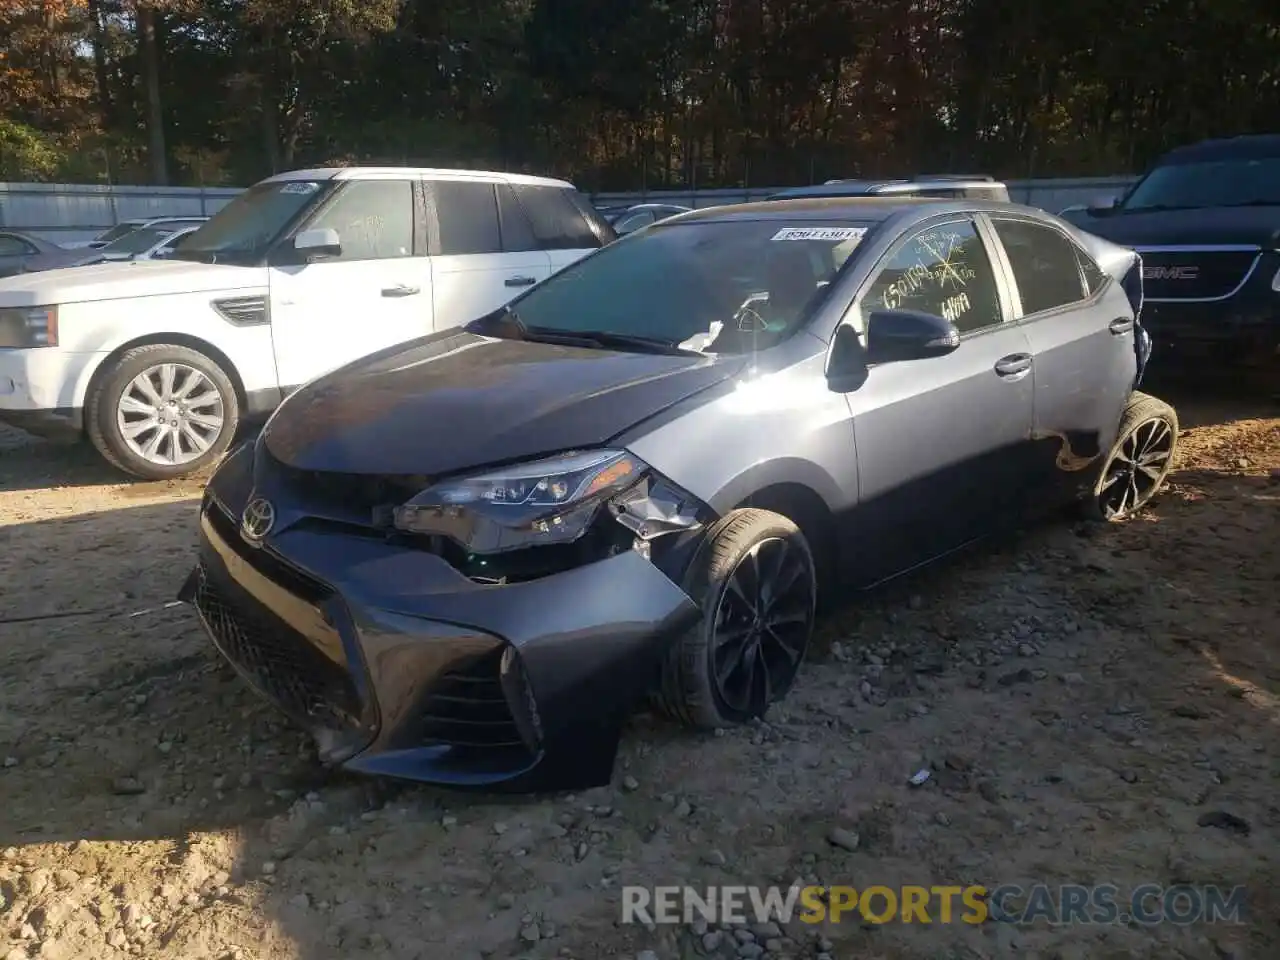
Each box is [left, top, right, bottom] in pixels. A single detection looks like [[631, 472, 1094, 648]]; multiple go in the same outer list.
[[653, 508, 817, 729], [1086, 390, 1179, 521], [86, 343, 240, 480]]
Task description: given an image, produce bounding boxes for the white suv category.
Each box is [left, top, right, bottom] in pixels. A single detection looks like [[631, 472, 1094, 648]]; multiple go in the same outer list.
[[0, 167, 613, 479]]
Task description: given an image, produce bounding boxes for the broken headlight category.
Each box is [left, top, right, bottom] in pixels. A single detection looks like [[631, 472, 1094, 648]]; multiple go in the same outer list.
[[392, 449, 647, 554]]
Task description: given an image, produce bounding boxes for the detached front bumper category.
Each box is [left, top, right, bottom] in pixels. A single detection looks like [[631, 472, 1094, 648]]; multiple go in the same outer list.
[[179, 452, 701, 792]]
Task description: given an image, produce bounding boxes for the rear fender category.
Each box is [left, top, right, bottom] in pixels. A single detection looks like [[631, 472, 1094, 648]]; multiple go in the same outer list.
[[1075, 230, 1151, 386]]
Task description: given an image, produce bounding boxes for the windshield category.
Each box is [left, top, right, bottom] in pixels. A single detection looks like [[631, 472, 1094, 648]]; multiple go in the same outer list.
[[96, 222, 142, 243], [101, 226, 171, 256], [1122, 157, 1280, 210], [495, 219, 872, 353], [171, 179, 333, 263]]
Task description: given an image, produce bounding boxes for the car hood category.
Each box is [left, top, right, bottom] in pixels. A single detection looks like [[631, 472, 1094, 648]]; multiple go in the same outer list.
[[0, 259, 265, 307], [262, 330, 747, 475], [1063, 205, 1280, 249]]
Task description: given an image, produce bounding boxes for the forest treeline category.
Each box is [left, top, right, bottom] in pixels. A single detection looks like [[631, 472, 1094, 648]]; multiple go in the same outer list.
[[2, 0, 1278, 190]]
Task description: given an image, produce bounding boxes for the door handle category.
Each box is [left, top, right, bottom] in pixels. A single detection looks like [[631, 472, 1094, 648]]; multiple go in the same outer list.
[[505, 275, 537, 287], [994, 353, 1032, 378], [1109, 317, 1134, 335], [381, 284, 420, 297]]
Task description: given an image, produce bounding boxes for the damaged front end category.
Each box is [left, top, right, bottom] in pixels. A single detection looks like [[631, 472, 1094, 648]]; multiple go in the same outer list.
[[180, 442, 714, 792], [385, 449, 714, 585]]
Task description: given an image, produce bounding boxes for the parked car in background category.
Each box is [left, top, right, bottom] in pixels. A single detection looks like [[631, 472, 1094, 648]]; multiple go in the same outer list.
[[61, 216, 209, 250], [607, 203, 692, 234], [138, 225, 201, 260], [95, 223, 204, 263], [5, 220, 209, 275], [1060, 134, 1280, 371], [179, 195, 1172, 792], [768, 175, 1011, 202], [0, 231, 66, 278], [0, 166, 614, 480], [594, 203, 632, 221]]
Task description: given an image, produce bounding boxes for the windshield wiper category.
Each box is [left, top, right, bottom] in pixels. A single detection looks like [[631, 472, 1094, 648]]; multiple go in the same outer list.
[[1121, 204, 1203, 213], [524, 327, 701, 356], [1219, 200, 1280, 207], [468, 309, 699, 355]]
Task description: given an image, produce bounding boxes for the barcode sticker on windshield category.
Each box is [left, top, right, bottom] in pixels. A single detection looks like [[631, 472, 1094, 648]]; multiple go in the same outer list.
[[771, 227, 867, 242], [280, 181, 320, 195]]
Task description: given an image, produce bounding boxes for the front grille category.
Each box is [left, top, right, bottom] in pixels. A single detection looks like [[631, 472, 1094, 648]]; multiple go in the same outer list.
[[1138, 249, 1258, 301], [192, 562, 365, 733], [418, 647, 526, 750], [267, 454, 429, 526]]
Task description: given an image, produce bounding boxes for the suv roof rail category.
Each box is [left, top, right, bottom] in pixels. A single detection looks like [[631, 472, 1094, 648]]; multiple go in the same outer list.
[[912, 174, 996, 182]]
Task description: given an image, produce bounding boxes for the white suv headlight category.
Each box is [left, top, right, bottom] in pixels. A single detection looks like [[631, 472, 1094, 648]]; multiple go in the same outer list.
[[0, 306, 58, 348]]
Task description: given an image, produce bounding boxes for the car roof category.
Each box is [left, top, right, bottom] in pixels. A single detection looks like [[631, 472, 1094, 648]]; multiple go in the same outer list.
[[660, 196, 1051, 234], [669, 196, 976, 223], [1158, 134, 1280, 164], [261, 166, 576, 189], [118, 217, 206, 227], [769, 177, 1005, 199]]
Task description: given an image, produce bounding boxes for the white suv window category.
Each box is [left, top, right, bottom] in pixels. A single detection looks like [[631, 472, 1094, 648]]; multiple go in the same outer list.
[[429, 180, 502, 255], [307, 180, 414, 260], [511, 185, 601, 249]]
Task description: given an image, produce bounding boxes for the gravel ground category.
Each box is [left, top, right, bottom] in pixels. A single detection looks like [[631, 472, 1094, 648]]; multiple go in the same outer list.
[[1, 384, 1277, 960]]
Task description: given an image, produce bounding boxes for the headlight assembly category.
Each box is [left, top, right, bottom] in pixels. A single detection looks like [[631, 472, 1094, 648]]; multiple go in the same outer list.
[[392, 449, 647, 554], [0, 306, 58, 348]]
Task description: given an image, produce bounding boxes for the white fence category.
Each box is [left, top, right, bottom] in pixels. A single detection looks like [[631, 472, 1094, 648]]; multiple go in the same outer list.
[[0, 176, 1138, 245]]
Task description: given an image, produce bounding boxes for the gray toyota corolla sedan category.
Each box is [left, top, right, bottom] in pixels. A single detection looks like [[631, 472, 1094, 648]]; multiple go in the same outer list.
[[180, 197, 1177, 792]]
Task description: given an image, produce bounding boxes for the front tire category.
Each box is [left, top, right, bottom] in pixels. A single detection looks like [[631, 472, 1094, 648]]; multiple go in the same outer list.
[[653, 508, 817, 729], [1086, 390, 1179, 521], [86, 343, 240, 480]]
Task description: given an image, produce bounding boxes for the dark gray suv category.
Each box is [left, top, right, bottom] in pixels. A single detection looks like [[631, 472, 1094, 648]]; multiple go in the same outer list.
[[181, 196, 1175, 793]]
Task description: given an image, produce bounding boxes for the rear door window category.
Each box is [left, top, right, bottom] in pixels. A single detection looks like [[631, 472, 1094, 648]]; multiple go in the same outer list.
[[990, 218, 1090, 316], [429, 180, 502, 255], [496, 184, 538, 252]]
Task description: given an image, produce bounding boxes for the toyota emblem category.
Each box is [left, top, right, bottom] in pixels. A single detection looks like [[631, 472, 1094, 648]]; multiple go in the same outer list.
[[240, 498, 276, 543]]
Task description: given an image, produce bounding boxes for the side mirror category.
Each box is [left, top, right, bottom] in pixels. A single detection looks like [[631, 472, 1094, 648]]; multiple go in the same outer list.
[[293, 227, 341, 259], [865, 308, 960, 364], [1085, 195, 1120, 216], [825, 323, 869, 392]]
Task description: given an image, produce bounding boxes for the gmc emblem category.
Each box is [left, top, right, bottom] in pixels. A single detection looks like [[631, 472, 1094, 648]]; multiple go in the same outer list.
[[1143, 264, 1199, 281]]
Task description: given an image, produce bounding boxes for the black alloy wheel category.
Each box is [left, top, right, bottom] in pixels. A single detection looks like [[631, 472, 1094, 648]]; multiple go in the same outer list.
[[1092, 391, 1179, 521], [710, 536, 815, 717], [653, 508, 817, 729]]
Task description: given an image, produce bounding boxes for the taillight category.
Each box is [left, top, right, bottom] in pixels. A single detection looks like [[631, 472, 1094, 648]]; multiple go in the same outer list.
[[1121, 255, 1144, 321]]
